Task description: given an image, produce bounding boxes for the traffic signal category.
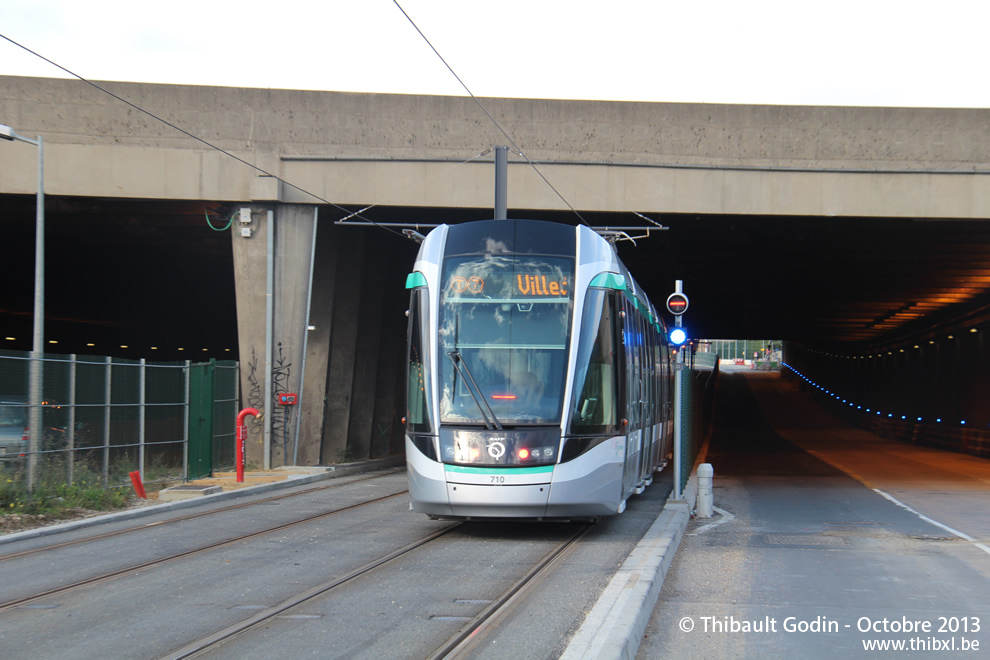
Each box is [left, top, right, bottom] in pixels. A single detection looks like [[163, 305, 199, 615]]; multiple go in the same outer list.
[[669, 327, 687, 346]]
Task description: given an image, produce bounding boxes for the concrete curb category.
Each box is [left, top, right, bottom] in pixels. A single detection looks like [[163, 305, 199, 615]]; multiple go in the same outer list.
[[560, 472, 700, 660], [0, 456, 405, 546]]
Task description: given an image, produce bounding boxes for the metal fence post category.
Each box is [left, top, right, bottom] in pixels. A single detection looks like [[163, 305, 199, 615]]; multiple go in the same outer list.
[[68, 354, 76, 485], [103, 356, 112, 487], [139, 358, 146, 481], [183, 360, 190, 481]]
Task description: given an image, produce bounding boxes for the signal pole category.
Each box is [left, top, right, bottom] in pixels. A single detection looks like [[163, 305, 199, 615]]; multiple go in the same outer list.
[[667, 280, 688, 500]]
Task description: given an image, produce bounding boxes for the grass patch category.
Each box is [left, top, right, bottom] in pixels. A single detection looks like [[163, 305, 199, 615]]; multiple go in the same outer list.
[[1, 466, 131, 517]]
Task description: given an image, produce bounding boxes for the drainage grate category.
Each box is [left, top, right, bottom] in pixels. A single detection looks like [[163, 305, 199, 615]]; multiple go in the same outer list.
[[765, 534, 847, 546]]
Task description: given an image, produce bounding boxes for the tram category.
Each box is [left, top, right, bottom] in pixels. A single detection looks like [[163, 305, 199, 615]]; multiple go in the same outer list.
[[404, 219, 674, 519]]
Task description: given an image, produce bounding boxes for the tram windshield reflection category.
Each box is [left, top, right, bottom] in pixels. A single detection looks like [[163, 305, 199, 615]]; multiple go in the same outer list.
[[438, 254, 573, 425]]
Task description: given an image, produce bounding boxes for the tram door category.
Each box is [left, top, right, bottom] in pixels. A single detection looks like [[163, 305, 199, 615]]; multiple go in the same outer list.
[[622, 298, 644, 498], [642, 328, 659, 478]]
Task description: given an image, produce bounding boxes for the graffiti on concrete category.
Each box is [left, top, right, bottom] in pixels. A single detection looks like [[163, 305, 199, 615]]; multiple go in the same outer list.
[[246, 348, 265, 414], [271, 342, 294, 455]]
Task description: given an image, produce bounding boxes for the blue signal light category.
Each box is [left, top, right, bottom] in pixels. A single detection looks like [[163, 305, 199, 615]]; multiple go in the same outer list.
[[669, 328, 687, 345]]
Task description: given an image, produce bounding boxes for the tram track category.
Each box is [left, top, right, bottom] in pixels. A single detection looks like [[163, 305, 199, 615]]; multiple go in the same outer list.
[[154, 522, 592, 660], [157, 524, 464, 660], [427, 522, 593, 659], [0, 468, 406, 563], [0, 489, 408, 613]]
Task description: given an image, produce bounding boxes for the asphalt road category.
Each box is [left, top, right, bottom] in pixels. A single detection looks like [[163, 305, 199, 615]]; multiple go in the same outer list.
[[639, 370, 990, 658]]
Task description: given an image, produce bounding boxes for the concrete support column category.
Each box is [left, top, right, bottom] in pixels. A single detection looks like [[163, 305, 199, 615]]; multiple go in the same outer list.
[[270, 204, 317, 466], [234, 212, 416, 468], [231, 204, 271, 467], [232, 203, 318, 468]]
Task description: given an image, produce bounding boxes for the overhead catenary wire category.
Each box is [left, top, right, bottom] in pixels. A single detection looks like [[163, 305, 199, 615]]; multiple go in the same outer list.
[[392, 1, 591, 228], [0, 31, 407, 237], [2, 30, 660, 234]]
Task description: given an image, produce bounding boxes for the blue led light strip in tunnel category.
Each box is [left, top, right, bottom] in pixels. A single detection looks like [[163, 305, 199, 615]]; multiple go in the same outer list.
[[782, 363, 972, 428]]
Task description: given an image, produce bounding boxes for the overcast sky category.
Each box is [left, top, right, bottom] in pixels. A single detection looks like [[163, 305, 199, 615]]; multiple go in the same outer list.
[[1, 0, 988, 108]]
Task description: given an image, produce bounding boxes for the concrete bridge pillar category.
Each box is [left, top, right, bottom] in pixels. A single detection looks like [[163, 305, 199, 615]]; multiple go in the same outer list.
[[232, 204, 414, 468]]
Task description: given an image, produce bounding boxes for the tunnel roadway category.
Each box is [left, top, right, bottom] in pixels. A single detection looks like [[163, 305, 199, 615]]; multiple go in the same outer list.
[[639, 369, 990, 658]]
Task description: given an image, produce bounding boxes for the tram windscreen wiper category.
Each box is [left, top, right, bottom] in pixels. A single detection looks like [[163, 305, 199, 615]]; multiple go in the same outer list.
[[446, 351, 503, 431]]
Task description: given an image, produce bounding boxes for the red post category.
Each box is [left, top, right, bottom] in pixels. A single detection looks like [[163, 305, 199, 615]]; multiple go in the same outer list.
[[128, 470, 147, 499], [236, 407, 261, 483]]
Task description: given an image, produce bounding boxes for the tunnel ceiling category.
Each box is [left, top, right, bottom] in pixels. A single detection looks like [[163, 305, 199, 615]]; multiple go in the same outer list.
[[616, 213, 990, 349], [341, 206, 990, 351], [2, 197, 989, 357]]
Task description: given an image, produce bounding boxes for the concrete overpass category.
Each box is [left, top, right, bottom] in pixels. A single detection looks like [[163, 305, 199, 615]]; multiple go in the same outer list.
[[3, 76, 989, 216], [2, 75, 989, 467]]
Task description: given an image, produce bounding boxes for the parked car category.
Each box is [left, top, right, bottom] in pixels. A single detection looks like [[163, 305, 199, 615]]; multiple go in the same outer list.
[[0, 398, 28, 458]]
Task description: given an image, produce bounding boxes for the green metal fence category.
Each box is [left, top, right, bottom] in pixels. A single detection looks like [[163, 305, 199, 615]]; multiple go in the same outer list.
[[0, 349, 238, 491], [677, 357, 719, 495]]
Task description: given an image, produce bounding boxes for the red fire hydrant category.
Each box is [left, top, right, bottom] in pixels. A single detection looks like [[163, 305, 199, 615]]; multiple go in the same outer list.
[[236, 408, 262, 483]]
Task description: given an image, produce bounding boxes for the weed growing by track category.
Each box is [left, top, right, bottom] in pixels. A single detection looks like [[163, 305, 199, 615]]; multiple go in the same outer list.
[[1, 462, 132, 530]]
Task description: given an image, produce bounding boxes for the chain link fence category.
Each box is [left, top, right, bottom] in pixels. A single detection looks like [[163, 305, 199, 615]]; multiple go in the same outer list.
[[0, 349, 238, 493]]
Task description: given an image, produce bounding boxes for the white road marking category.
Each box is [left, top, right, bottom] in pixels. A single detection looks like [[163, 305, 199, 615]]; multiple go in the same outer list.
[[687, 506, 735, 536], [873, 488, 990, 557]]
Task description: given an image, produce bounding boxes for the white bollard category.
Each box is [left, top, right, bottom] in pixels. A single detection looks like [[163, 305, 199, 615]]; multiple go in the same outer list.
[[697, 463, 714, 518]]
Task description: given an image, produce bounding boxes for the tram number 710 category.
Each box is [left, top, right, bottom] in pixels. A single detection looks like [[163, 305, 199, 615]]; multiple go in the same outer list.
[[491, 476, 505, 484]]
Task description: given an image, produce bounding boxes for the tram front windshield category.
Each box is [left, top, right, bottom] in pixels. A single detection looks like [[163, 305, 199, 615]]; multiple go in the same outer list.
[[439, 254, 573, 425]]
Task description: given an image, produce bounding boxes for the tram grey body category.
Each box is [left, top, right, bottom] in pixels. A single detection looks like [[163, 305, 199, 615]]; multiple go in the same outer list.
[[405, 220, 673, 519]]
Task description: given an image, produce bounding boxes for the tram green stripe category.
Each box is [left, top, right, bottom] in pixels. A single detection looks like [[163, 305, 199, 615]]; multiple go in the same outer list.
[[445, 465, 554, 475], [405, 272, 427, 289], [589, 272, 626, 290]]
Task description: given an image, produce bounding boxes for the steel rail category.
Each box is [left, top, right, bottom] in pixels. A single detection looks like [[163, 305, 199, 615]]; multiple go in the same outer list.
[[427, 523, 594, 659], [156, 523, 463, 660], [0, 490, 408, 612], [0, 469, 405, 562]]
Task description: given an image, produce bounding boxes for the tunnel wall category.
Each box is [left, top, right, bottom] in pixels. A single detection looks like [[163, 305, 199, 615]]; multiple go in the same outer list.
[[783, 317, 990, 457]]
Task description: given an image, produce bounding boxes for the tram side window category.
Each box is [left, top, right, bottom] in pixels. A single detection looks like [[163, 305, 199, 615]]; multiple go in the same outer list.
[[406, 288, 434, 433], [568, 289, 619, 435]]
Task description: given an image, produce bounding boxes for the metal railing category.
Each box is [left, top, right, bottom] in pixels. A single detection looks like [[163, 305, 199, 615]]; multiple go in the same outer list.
[[0, 350, 238, 492]]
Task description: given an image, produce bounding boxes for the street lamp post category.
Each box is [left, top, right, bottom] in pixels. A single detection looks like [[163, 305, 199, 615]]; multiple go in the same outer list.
[[1, 124, 44, 491]]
